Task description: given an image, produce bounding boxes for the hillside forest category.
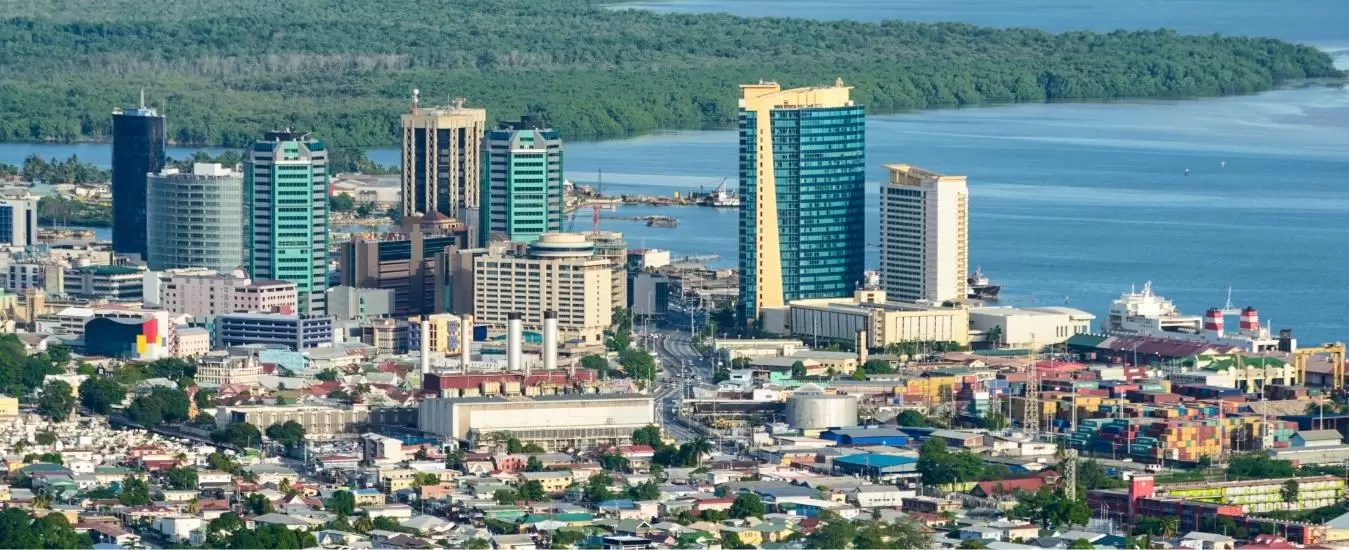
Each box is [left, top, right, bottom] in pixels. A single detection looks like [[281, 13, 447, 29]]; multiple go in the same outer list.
[[0, 0, 1339, 146]]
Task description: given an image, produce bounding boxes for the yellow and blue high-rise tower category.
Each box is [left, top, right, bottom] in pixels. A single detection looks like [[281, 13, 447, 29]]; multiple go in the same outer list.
[[738, 80, 866, 321]]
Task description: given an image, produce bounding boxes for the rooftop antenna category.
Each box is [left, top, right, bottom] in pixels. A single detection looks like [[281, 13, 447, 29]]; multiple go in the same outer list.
[[411, 89, 420, 114], [452, 97, 465, 110]]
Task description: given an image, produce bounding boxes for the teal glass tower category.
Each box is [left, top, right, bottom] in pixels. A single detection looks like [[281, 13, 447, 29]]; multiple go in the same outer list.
[[737, 80, 866, 320], [245, 130, 331, 315], [479, 116, 564, 246]]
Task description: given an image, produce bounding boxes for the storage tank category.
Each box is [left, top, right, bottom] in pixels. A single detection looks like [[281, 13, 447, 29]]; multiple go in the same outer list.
[[785, 391, 859, 430]]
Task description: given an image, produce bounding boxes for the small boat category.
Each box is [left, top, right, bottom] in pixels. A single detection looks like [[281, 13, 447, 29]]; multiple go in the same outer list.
[[646, 216, 678, 228]]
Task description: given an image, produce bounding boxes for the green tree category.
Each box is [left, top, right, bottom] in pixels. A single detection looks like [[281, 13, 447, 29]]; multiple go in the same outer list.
[[627, 480, 661, 501], [265, 420, 306, 447], [1069, 539, 1096, 549], [518, 480, 546, 503], [78, 377, 126, 415], [315, 369, 340, 381], [1282, 479, 1300, 504], [960, 540, 989, 549], [790, 361, 807, 378], [46, 345, 72, 366], [37, 380, 76, 422], [245, 493, 275, 515], [581, 354, 610, 378], [896, 410, 928, 427], [523, 456, 545, 472], [983, 412, 1009, 431], [585, 472, 614, 503], [862, 359, 894, 374], [729, 492, 765, 519], [494, 489, 519, 504], [327, 490, 356, 516], [632, 425, 663, 446], [164, 467, 199, 490], [34, 431, 56, 445], [211, 423, 263, 448], [127, 387, 191, 426], [331, 193, 356, 212], [119, 476, 150, 505], [806, 514, 857, 549]]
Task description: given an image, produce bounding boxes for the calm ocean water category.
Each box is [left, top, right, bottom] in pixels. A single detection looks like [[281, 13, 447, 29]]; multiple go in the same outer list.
[[4, 0, 1346, 343]]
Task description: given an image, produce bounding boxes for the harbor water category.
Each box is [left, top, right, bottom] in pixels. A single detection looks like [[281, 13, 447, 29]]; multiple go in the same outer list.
[[2, 0, 1346, 343]]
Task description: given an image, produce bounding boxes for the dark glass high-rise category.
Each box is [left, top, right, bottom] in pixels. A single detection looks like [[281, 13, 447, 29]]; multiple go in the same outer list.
[[111, 94, 166, 259]]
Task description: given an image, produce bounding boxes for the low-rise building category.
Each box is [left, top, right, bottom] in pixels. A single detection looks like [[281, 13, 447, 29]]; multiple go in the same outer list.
[[64, 265, 145, 301], [215, 403, 375, 439], [195, 352, 264, 387], [969, 306, 1095, 349], [216, 312, 333, 350]]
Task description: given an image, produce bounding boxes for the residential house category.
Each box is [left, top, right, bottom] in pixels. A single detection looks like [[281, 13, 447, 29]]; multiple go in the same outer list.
[[153, 516, 203, 543], [1179, 532, 1237, 550], [518, 471, 572, 494], [492, 533, 537, 550]]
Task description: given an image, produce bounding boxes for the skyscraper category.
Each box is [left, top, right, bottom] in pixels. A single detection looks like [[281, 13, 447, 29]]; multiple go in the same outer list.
[[111, 92, 166, 259], [879, 164, 968, 304], [401, 93, 487, 218], [146, 163, 246, 272], [479, 115, 564, 245], [0, 200, 37, 247], [244, 130, 330, 316], [737, 80, 866, 320]]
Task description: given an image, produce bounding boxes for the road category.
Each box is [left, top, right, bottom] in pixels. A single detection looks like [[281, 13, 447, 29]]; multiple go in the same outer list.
[[646, 328, 712, 442]]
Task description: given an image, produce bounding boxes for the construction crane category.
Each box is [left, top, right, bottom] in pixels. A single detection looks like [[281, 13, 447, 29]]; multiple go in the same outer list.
[[1294, 343, 1346, 389]]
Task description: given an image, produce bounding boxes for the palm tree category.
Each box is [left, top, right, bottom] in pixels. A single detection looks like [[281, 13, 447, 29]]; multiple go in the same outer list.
[[687, 437, 714, 467], [186, 498, 200, 515], [1160, 516, 1180, 539]]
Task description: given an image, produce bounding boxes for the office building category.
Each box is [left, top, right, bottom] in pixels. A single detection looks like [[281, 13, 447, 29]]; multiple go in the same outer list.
[[159, 270, 297, 318], [880, 164, 969, 304], [337, 222, 470, 316], [244, 130, 330, 315], [195, 352, 263, 387], [760, 288, 972, 349], [111, 93, 166, 259], [0, 200, 37, 247], [629, 272, 670, 322], [408, 313, 466, 356], [473, 233, 614, 344], [65, 265, 144, 301], [216, 312, 333, 350], [215, 403, 387, 439], [418, 394, 656, 450], [146, 163, 245, 272], [401, 95, 487, 217], [327, 286, 396, 321], [4, 262, 62, 294], [480, 116, 564, 245], [738, 80, 866, 320]]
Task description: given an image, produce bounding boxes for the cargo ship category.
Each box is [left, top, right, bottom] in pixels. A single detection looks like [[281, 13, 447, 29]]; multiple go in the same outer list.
[[967, 268, 1001, 301]]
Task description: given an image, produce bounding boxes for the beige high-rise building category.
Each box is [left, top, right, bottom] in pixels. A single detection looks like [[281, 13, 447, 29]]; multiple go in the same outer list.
[[400, 94, 487, 217], [473, 233, 613, 345], [879, 164, 969, 304]]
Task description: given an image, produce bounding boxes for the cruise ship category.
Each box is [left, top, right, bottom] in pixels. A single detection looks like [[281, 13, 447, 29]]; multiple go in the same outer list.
[[1105, 282, 1282, 352]]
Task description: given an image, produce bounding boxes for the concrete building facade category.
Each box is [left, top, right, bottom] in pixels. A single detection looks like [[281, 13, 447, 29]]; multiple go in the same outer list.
[[160, 270, 297, 318], [327, 286, 396, 321], [479, 116, 564, 245], [0, 199, 37, 247], [879, 164, 969, 304], [196, 352, 263, 387], [146, 163, 245, 272], [401, 98, 487, 217], [65, 265, 144, 301], [473, 233, 613, 345], [337, 225, 469, 316], [763, 289, 971, 349], [245, 130, 330, 316], [968, 306, 1095, 348], [738, 80, 866, 320], [418, 394, 656, 449], [216, 312, 333, 350]]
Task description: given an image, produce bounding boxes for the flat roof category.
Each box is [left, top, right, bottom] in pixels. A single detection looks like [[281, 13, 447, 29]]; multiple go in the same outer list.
[[439, 394, 653, 406], [833, 453, 917, 468]]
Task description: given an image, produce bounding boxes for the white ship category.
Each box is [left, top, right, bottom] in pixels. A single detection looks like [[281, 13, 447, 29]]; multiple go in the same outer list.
[[1105, 282, 1283, 352]]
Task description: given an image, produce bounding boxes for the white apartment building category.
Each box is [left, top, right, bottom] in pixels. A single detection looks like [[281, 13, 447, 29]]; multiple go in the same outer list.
[[195, 352, 263, 387], [159, 270, 297, 318], [879, 163, 968, 304], [473, 233, 613, 344], [4, 261, 63, 294]]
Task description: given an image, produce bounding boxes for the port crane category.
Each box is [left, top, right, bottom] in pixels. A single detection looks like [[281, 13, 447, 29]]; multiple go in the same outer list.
[[1293, 343, 1347, 389]]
